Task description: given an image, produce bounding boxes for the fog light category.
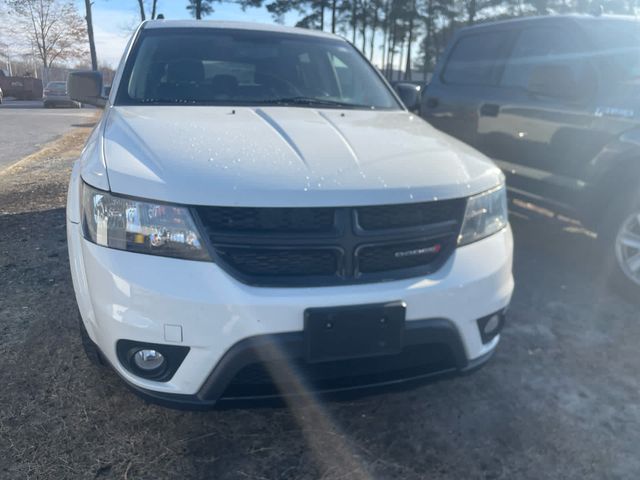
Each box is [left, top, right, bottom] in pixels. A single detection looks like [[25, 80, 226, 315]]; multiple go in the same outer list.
[[477, 311, 506, 344], [133, 349, 165, 372], [483, 315, 501, 335], [117, 340, 189, 382]]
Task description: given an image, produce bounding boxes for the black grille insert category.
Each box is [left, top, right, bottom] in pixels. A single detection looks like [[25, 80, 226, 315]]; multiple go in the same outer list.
[[197, 206, 335, 233], [357, 239, 444, 274], [217, 248, 340, 277], [222, 343, 456, 398], [194, 198, 466, 287], [356, 200, 463, 231]]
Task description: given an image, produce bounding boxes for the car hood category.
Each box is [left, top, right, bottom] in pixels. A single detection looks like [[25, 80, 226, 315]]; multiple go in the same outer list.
[[101, 106, 502, 207]]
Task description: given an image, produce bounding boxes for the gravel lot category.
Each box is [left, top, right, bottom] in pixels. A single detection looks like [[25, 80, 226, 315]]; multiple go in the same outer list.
[[1, 125, 639, 480]]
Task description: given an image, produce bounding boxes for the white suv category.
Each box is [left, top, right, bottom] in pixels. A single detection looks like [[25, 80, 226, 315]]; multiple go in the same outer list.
[[67, 20, 513, 408]]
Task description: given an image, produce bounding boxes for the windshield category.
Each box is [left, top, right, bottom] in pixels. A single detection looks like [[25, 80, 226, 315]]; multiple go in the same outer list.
[[116, 28, 401, 110]]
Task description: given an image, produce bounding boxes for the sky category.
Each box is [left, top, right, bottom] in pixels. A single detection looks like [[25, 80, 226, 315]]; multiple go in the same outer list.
[[80, 0, 297, 67]]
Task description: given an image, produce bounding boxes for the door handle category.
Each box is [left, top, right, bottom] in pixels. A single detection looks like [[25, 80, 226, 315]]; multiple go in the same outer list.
[[425, 97, 439, 109], [480, 103, 500, 117]]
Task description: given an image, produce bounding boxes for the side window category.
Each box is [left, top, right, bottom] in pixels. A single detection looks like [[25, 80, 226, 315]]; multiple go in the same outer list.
[[592, 24, 640, 83], [442, 31, 509, 86], [501, 27, 585, 89]]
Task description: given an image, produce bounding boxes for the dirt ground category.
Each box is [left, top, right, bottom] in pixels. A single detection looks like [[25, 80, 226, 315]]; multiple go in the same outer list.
[[1, 125, 639, 479]]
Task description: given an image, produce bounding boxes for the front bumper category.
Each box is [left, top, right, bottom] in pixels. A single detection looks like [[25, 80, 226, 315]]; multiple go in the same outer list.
[[68, 216, 513, 406], [110, 318, 500, 409]]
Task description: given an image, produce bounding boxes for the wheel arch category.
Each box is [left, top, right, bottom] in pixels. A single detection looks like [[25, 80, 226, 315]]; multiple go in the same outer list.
[[580, 133, 640, 231]]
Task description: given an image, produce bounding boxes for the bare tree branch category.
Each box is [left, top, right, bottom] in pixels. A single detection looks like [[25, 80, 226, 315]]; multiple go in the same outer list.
[[5, 0, 88, 77]]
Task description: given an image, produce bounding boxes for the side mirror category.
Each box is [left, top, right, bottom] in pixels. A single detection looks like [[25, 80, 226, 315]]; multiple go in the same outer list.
[[527, 64, 577, 100], [68, 70, 106, 107], [395, 83, 422, 113]]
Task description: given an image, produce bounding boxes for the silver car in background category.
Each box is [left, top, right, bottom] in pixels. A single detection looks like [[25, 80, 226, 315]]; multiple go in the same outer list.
[[43, 81, 81, 108]]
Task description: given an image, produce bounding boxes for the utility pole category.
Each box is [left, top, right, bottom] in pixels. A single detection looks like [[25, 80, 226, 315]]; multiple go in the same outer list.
[[84, 0, 98, 70]]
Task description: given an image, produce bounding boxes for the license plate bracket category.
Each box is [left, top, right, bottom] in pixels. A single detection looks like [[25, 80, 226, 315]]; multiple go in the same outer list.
[[304, 301, 406, 363]]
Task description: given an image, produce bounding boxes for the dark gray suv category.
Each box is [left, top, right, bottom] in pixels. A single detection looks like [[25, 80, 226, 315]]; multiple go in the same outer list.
[[423, 14, 640, 293]]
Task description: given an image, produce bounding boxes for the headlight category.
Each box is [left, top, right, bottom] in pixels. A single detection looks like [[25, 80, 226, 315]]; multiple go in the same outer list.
[[458, 184, 508, 246], [81, 183, 211, 261]]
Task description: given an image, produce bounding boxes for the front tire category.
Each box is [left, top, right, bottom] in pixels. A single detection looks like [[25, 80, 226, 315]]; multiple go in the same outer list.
[[601, 192, 640, 299]]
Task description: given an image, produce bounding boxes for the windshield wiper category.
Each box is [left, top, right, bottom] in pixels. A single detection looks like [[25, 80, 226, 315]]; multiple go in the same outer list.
[[265, 96, 371, 109], [134, 97, 375, 109]]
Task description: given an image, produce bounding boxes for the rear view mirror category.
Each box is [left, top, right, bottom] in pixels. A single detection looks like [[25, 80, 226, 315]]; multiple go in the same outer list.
[[527, 64, 577, 100], [394, 83, 422, 113], [68, 70, 106, 107]]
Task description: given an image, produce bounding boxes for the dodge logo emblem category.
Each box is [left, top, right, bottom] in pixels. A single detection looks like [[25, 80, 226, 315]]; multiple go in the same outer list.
[[394, 244, 441, 258]]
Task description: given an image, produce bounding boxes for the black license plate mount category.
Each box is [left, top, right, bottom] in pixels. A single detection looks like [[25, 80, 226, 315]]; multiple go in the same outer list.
[[304, 301, 406, 363]]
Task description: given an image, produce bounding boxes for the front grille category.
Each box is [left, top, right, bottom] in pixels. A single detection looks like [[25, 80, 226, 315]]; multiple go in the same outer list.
[[222, 343, 457, 398], [197, 206, 335, 233], [356, 201, 463, 231], [217, 248, 340, 277], [357, 239, 443, 274], [194, 198, 466, 287]]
